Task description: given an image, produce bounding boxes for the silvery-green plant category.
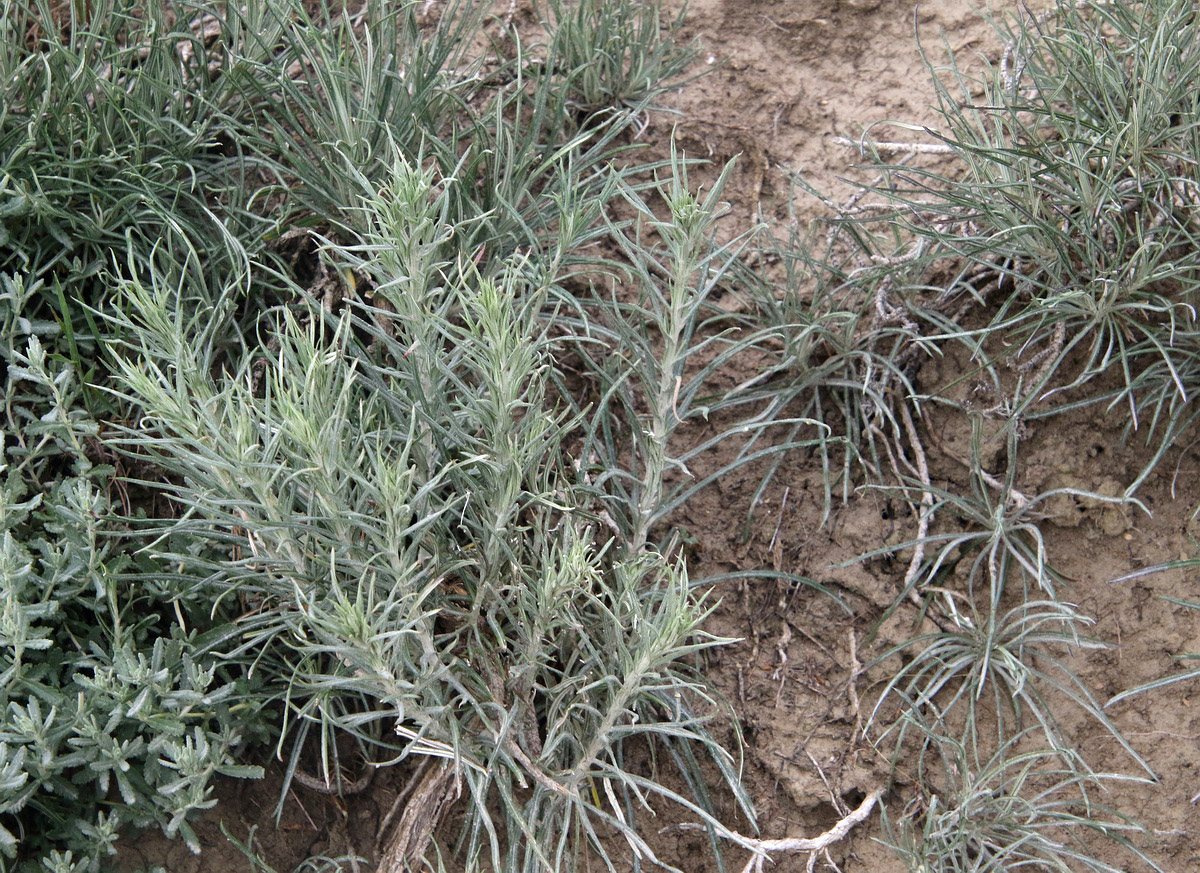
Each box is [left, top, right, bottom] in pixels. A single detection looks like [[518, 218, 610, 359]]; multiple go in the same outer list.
[[533, 0, 698, 117], [559, 146, 830, 557], [0, 3, 298, 866], [859, 420, 1150, 776], [882, 726, 1160, 873], [0, 300, 264, 871], [104, 150, 756, 873], [730, 180, 925, 522], [233, 0, 673, 280], [868, 596, 1150, 780], [859, 422, 1141, 607], [0, 0, 733, 866], [841, 0, 1200, 490], [0, 0, 279, 320], [225, 0, 486, 237]]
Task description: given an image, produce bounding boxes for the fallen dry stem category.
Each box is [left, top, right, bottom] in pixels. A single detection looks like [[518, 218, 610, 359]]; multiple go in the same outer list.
[[898, 400, 932, 605], [832, 135, 956, 156]]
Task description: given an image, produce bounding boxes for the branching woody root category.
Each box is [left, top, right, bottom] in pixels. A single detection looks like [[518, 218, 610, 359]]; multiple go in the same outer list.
[[738, 788, 884, 873], [679, 788, 885, 873], [377, 762, 461, 873]]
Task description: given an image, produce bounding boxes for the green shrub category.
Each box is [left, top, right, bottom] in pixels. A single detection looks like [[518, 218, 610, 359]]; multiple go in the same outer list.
[[105, 148, 756, 873], [0, 279, 266, 871], [0, 0, 275, 307], [0, 0, 754, 867]]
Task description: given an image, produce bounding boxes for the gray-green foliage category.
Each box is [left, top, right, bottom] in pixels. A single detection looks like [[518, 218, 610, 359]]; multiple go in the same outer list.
[[565, 150, 816, 554], [106, 149, 754, 872], [232, 0, 683, 277], [2, 0, 740, 868], [725, 0, 1200, 868], [534, 0, 698, 115], [0, 278, 264, 871], [0, 0, 274, 301], [883, 728, 1159, 873], [23, 0, 1191, 869], [851, 0, 1200, 487], [0, 2, 292, 866], [806, 1, 1197, 869]]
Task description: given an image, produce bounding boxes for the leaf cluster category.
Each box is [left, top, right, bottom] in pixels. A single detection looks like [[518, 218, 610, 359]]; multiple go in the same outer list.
[[0, 282, 266, 871], [782, 3, 1196, 870]]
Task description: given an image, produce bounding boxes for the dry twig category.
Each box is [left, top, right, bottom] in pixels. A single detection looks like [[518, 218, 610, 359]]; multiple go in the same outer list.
[[833, 135, 956, 156]]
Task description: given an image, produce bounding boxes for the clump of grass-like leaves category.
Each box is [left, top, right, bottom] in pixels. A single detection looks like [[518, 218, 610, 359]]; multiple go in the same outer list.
[[840, 0, 1200, 489], [883, 726, 1160, 873], [858, 418, 1153, 861], [234, 0, 695, 279], [533, 0, 698, 116], [869, 596, 1148, 779], [1, 0, 279, 329], [820, 3, 1191, 867], [862, 422, 1142, 608], [730, 180, 928, 521]]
